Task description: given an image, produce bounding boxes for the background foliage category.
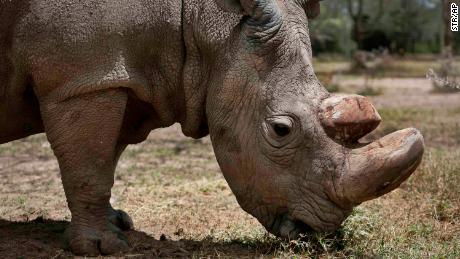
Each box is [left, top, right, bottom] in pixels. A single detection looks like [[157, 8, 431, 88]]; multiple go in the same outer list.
[[310, 0, 460, 55]]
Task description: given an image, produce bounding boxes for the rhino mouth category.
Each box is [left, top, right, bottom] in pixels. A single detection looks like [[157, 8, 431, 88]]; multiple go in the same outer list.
[[269, 213, 314, 239]]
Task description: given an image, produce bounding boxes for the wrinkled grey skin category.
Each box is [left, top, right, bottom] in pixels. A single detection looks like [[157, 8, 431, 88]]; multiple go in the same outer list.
[[0, 0, 424, 256]]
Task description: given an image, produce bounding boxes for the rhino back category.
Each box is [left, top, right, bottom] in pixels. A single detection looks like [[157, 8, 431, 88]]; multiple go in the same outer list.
[[2, 0, 241, 142], [11, 0, 184, 121]]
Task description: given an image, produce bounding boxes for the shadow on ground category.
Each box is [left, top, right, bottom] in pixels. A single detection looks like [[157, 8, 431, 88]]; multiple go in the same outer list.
[[1, 217, 322, 258]]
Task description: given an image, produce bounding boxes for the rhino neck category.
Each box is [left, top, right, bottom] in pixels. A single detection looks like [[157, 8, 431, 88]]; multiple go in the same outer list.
[[179, 0, 241, 138]]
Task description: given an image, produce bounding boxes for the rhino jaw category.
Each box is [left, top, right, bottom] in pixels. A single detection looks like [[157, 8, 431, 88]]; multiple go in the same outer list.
[[338, 128, 424, 205]]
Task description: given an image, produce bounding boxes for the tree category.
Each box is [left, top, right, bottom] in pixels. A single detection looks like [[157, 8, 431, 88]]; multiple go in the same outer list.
[[309, 1, 354, 55], [311, 0, 446, 55], [442, 0, 453, 56], [346, 0, 384, 50]]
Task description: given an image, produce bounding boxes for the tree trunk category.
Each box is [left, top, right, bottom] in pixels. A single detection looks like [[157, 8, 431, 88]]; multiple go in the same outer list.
[[348, 0, 384, 50], [443, 0, 453, 57], [348, 0, 365, 49]]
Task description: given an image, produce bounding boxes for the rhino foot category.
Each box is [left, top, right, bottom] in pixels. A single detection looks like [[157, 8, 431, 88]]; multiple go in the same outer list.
[[108, 207, 134, 231], [65, 224, 129, 256]]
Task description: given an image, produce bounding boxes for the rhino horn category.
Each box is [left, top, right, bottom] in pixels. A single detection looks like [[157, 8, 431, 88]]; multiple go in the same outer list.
[[338, 128, 424, 205], [319, 94, 381, 143]]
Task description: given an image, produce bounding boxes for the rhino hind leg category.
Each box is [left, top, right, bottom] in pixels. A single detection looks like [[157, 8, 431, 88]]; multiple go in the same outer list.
[[40, 89, 131, 256]]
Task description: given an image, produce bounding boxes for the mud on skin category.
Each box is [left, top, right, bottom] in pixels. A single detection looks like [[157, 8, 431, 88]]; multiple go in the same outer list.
[[0, 0, 424, 256]]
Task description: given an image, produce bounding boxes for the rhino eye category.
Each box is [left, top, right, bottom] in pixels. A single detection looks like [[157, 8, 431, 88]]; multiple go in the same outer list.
[[273, 123, 291, 137], [263, 116, 297, 147]]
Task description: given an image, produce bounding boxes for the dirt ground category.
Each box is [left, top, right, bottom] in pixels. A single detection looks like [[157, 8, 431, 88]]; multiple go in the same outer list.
[[1, 75, 460, 258]]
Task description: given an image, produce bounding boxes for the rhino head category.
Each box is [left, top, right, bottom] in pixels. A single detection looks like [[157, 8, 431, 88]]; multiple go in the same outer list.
[[206, 0, 424, 237]]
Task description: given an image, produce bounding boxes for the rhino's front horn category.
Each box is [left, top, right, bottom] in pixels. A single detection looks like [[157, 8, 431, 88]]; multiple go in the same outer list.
[[319, 94, 381, 143], [338, 128, 424, 205]]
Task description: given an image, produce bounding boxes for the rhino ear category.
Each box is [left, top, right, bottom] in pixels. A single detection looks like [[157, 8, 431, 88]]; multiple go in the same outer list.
[[214, 0, 245, 14]]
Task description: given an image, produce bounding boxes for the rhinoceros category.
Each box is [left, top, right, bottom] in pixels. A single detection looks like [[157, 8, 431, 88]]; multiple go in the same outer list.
[[0, 0, 424, 256]]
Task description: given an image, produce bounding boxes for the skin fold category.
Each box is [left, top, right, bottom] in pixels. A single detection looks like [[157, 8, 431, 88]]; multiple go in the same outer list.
[[0, 0, 424, 256]]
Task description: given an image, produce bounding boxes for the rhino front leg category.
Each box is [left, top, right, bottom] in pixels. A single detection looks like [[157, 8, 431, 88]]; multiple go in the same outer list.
[[40, 89, 130, 256]]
